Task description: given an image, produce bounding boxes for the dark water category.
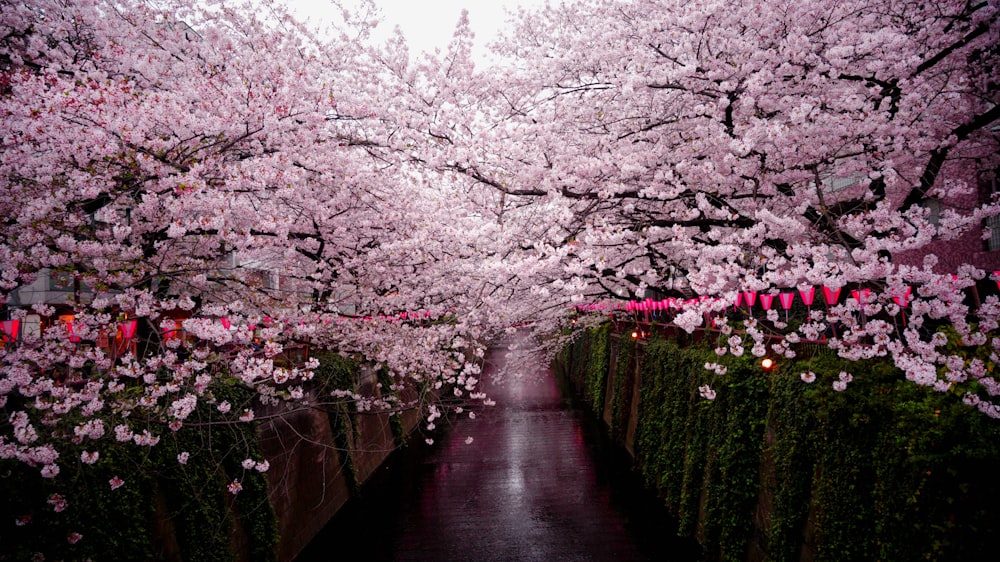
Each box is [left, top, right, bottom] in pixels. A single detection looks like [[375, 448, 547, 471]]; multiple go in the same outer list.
[[295, 347, 702, 561]]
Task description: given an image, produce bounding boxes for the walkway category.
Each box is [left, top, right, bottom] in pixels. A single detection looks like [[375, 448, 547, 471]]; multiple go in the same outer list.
[[296, 344, 701, 561]]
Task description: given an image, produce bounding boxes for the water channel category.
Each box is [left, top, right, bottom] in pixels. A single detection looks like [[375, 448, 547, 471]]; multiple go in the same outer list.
[[296, 345, 702, 561]]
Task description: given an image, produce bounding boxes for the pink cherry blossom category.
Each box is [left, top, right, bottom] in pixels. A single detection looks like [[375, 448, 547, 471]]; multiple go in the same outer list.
[[0, 0, 996, 520], [699, 385, 717, 401], [47, 494, 67, 512]]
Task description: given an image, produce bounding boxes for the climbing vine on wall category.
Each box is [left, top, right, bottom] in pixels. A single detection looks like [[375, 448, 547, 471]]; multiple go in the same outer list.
[[585, 323, 611, 417], [312, 352, 362, 496], [0, 381, 278, 562], [610, 334, 634, 441], [572, 323, 1000, 561]]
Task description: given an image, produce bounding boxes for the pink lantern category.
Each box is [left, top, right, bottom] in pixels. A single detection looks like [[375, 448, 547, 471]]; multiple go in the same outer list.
[[743, 291, 757, 307], [162, 319, 182, 341], [823, 286, 841, 306], [758, 294, 774, 310], [120, 319, 137, 339], [779, 293, 795, 310], [220, 317, 231, 330], [799, 286, 815, 306], [0, 319, 19, 342], [734, 292, 744, 309], [892, 286, 912, 307], [58, 315, 81, 343], [994, 270, 1000, 291], [851, 288, 872, 305]]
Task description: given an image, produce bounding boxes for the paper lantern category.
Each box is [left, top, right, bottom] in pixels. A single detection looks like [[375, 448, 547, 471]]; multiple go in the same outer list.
[[799, 286, 815, 306], [0, 319, 19, 342], [823, 286, 841, 306], [758, 294, 774, 310], [779, 293, 795, 310], [59, 315, 81, 343], [851, 288, 871, 305], [120, 319, 137, 339], [892, 286, 912, 307], [162, 319, 182, 340]]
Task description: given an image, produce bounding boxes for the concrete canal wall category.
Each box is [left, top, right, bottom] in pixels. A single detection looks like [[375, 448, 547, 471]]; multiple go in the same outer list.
[[258, 365, 424, 562]]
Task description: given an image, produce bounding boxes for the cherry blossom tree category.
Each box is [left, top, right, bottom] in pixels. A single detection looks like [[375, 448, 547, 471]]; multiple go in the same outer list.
[[3, 0, 1000, 553], [390, 0, 1000, 410], [0, 0, 503, 512]]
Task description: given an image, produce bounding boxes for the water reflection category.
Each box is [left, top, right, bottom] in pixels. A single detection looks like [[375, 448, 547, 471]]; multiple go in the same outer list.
[[296, 346, 701, 561]]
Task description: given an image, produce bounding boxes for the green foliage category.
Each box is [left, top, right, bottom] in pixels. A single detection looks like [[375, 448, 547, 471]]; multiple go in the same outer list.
[[0, 444, 156, 561], [704, 353, 768, 561], [635, 336, 696, 511], [569, 325, 1000, 561], [585, 323, 611, 416], [0, 383, 278, 562], [377, 367, 407, 446], [610, 334, 634, 440], [312, 351, 361, 495], [765, 355, 821, 562]]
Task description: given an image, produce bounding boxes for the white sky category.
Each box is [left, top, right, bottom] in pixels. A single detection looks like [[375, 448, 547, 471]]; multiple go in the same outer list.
[[287, 0, 549, 61]]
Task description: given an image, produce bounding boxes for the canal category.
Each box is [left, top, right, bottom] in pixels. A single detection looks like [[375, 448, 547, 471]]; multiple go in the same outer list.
[[295, 344, 702, 561]]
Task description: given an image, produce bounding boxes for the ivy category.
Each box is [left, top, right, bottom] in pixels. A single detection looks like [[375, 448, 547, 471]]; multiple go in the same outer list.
[[585, 323, 611, 416], [610, 334, 634, 441], [0, 382, 278, 562], [377, 367, 406, 446], [312, 352, 361, 496], [566, 323, 1000, 561]]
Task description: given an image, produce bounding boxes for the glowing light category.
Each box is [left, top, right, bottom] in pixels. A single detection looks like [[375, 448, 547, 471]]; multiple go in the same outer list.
[[761, 358, 775, 370]]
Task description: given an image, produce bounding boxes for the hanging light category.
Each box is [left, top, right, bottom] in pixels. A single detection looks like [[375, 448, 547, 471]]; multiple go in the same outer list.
[[760, 357, 775, 371], [120, 319, 138, 339], [779, 292, 795, 309], [59, 314, 81, 343], [799, 286, 816, 307], [1, 319, 19, 342], [823, 286, 841, 306]]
